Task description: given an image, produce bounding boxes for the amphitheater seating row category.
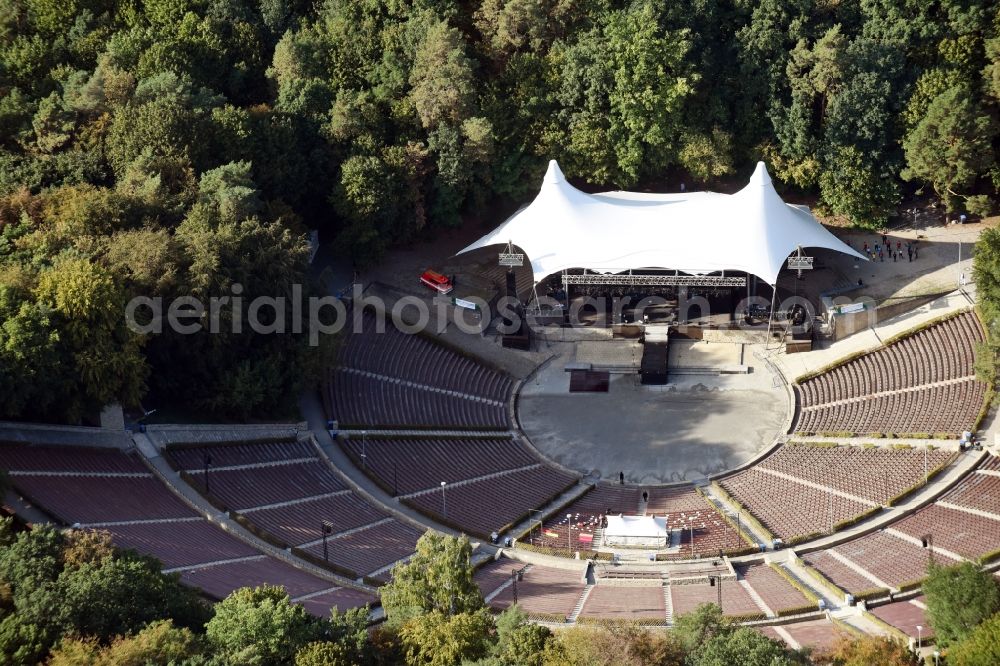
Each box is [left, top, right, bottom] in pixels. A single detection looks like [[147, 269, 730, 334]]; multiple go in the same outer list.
[[940, 468, 1000, 517], [801, 457, 1000, 595], [484, 563, 586, 619], [735, 563, 813, 614], [797, 380, 986, 435], [891, 503, 1000, 561], [718, 467, 872, 540], [669, 580, 761, 617], [758, 619, 850, 652], [755, 444, 955, 506], [337, 311, 513, 401], [328, 367, 509, 429], [405, 465, 578, 539], [806, 531, 931, 595], [832, 530, 936, 588], [339, 436, 539, 496], [0, 444, 374, 613], [165, 441, 423, 580], [580, 585, 665, 620], [798, 312, 982, 404], [870, 597, 932, 639]]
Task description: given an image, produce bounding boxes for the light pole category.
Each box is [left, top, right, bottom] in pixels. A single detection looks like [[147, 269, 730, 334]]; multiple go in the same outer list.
[[321, 522, 333, 563], [916, 624, 922, 651], [440, 481, 447, 519], [567, 514, 573, 554], [829, 488, 834, 533], [203, 451, 212, 495], [709, 575, 722, 609], [924, 445, 928, 485], [933, 649, 940, 666], [511, 569, 519, 604], [361, 430, 367, 470]]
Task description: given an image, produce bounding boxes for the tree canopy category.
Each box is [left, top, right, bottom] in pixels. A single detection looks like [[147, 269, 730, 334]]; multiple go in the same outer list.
[[3, 0, 1000, 423], [922, 561, 1000, 648]]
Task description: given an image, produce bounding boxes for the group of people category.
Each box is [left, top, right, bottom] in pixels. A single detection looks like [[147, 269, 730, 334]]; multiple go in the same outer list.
[[862, 233, 918, 263]]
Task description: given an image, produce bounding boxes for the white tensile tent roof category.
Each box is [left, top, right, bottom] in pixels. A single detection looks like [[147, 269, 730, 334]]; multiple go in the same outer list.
[[458, 160, 867, 285], [603, 515, 669, 548]]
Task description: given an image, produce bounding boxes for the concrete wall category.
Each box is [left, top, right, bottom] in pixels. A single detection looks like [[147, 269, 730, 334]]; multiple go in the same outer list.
[[830, 293, 947, 341], [0, 422, 130, 449]]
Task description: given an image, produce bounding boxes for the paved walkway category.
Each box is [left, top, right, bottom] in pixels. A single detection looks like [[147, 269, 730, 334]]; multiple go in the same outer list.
[[298, 389, 496, 554], [131, 432, 369, 591]]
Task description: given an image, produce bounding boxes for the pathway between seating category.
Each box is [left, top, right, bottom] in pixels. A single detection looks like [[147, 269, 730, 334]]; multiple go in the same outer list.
[[299, 389, 496, 552]]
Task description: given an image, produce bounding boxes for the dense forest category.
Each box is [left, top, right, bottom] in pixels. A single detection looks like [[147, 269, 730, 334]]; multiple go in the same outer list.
[[1, 0, 1000, 423], [5, 525, 998, 665]]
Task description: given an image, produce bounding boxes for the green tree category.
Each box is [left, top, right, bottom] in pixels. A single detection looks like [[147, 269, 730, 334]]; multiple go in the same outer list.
[[206, 585, 327, 665], [922, 561, 1000, 648], [48, 619, 205, 666], [399, 608, 495, 666], [819, 144, 899, 229], [409, 19, 476, 131], [903, 86, 996, 205], [380, 532, 482, 624], [489, 605, 551, 666], [693, 626, 798, 666], [948, 611, 1000, 666]]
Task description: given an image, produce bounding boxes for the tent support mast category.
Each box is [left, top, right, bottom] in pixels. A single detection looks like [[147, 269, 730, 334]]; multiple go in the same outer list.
[[765, 283, 778, 350]]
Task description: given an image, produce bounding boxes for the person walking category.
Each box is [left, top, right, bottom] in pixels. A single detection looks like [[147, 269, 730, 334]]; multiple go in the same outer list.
[[907, 245, 912, 262], [619, 471, 624, 485]]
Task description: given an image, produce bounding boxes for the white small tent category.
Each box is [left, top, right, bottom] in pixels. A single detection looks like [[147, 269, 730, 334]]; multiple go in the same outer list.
[[459, 161, 866, 285], [603, 515, 669, 548]]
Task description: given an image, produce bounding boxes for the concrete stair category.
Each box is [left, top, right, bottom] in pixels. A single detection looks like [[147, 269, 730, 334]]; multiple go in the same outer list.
[[568, 585, 594, 623], [664, 584, 674, 625]]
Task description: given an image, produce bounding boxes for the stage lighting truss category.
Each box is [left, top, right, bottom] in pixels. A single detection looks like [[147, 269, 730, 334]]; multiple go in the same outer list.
[[560, 274, 747, 288]]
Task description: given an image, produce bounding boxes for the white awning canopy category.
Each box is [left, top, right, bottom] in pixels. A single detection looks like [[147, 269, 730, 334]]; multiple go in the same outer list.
[[458, 160, 867, 285], [604, 514, 669, 548]]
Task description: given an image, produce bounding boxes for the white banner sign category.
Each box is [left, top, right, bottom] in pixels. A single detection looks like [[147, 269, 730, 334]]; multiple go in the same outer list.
[[836, 302, 865, 314], [499, 253, 524, 267], [453, 298, 479, 311], [788, 256, 814, 270]]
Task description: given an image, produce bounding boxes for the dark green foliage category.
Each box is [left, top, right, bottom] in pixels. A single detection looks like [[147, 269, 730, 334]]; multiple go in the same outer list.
[[2, 0, 1000, 421], [0, 525, 210, 664], [922, 561, 1000, 648]]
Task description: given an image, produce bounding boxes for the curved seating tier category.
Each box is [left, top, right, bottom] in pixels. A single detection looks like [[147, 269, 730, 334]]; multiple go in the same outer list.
[[718, 467, 872, 541], [796, 311, 987, 435], [338, 435, 579, 540], [482, 563, 586, 619], [165, 440, 422, 581], [339, 436, 539, 496], [800, 455, 1000, 595], [735, 563, 813, 614], [669, 580, 761, 617], [579, 585, 666, 620], [405, 465, 578, 539], [758, 619, 851, 652], [870, 597, 932, 640], [754, 443, 953, 505], [0, 444, 374, 613], [326, 310, 513, 429], [717, 443, 958, 541]]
